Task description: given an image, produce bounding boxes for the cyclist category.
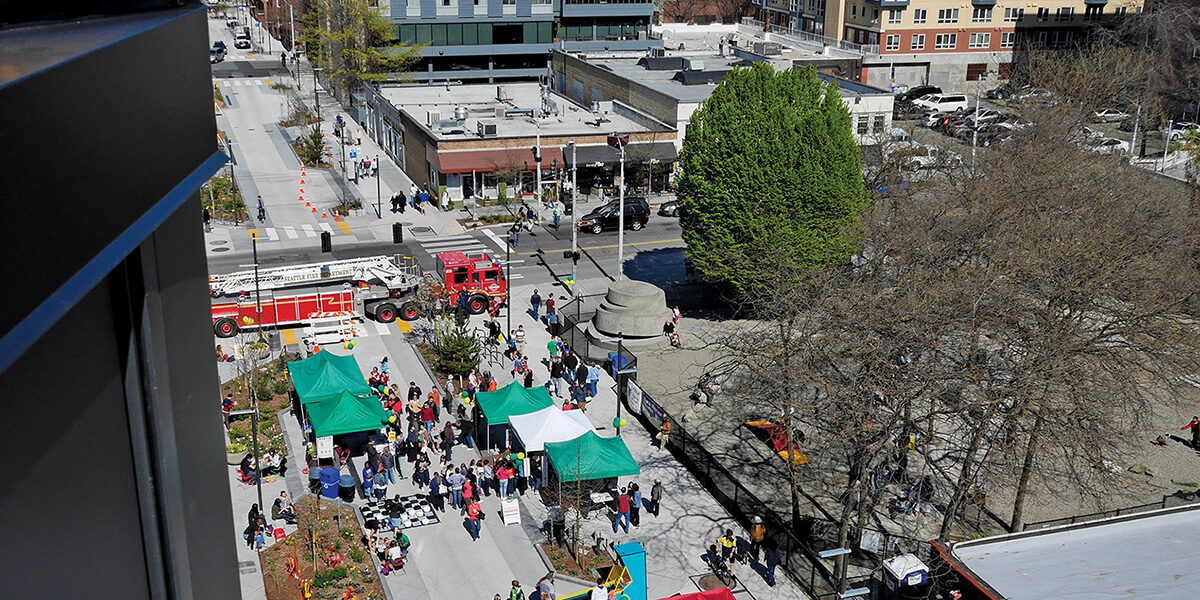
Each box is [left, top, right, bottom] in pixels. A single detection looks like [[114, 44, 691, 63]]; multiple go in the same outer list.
[[256, 195, 265, 221]]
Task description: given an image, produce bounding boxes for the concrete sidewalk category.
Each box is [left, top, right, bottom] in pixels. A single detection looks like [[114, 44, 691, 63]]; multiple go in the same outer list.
[[465, 281, 814, 600]]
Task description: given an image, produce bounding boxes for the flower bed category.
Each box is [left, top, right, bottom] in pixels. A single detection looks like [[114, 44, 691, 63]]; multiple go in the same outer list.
[[260, 496, 385, 600]]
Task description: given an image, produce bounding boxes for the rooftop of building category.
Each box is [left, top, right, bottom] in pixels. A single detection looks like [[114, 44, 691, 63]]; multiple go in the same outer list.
[[655, 21, 865, 61], [378, 82, 670, 141], [944, 504, 1200, 600], [566, 52, 890, 104]]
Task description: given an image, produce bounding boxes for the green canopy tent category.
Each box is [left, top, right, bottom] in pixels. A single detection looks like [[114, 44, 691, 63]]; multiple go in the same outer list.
[[287, 351, 371, 402], [306, 390, 389, 438], [474, 382, 555, 449], [544, 431, 641, 483]]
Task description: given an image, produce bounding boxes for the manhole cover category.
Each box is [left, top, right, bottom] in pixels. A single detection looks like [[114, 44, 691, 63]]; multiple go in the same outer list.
[[399, 222, 413, 226], [410, 226, 431, 233], [212, 247, 231, 252], [696, 575, 729, 590], [209, 240, 228, 246]]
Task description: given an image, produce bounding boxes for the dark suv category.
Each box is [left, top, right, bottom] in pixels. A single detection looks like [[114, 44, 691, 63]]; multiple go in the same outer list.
[[578, 200, 650, 233]]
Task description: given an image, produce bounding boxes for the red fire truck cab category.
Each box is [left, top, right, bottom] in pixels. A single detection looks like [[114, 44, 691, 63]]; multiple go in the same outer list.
[[435, 251, 507, 314]]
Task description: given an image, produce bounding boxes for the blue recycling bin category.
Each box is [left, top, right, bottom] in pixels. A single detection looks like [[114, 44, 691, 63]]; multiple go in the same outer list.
[[319, 467, 340, 499]]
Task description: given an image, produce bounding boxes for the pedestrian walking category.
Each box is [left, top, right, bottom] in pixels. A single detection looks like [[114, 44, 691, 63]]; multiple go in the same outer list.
[[549, 358, 565, 398], [381, 446, 397, 483], [656, 418, 671, 449], [372, 469, 388, 502], [536, 573, 556, 600], [1181, 416, 1200, 449], [362, 463, 375, 500], [586, 365, 601, 398], [509, 580, 526, 600], [509, 219, 521, 247], [764, 541, 782, 587], [649, 479, 663, 517], [630, 483, 642, 527], [466, 497, 482, 541], [553, 201, 564, 230], [410, 184, 419, 210], [256, 195, 265, 221], [448, 468, 466, 509], [748, 516, 766, 562], [613, 487, 631, 534], [530, 289, 542, 320], [514, 325, 527, 355]]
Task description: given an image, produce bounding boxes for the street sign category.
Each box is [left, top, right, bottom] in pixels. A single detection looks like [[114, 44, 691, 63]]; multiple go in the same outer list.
[[349, 149, 358, 159], [316, 435, 334, 458], [501, 498, 521, 525]]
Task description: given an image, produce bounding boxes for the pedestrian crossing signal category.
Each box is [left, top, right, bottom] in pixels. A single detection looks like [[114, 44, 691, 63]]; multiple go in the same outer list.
[[320, 231, 332, 253]]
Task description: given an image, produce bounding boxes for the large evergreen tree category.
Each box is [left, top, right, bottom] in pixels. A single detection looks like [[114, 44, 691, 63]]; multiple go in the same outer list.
[[677, 64, 869, 296]]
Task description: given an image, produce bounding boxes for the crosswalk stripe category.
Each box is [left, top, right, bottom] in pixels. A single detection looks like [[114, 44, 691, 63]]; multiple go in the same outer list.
[[481, 228, 509, 251], [337, 220, 353, 234], [319, 222, 334, 234], [422, 242, 487, 252], [301, 224, 316, 237], [284, 226, 298, 239], [374, 322, 391, 336], [422, 238, 482, 249], [263, 227, 277, 241]]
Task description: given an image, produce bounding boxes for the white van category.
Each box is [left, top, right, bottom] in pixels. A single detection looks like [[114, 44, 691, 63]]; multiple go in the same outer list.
[[913, 93, 969, 114], [234, 26, 251, 49]]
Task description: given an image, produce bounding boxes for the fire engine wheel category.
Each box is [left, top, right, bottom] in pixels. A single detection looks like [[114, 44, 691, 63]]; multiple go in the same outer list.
[[374, 303, 398, 323], [591, 223, 603, 234], [400, 302, 420, 321], [467, 294, 488, 315], [214, 317, 239, 338]]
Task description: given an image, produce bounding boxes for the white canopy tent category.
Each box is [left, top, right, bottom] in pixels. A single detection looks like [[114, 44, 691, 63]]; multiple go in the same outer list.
[[508, 406, 595, 452]]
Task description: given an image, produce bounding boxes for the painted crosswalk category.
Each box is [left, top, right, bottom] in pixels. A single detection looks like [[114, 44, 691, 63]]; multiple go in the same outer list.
[[249, 221, 353, 241], [214, 78, 273, 87], [414, 234, 523, 279]]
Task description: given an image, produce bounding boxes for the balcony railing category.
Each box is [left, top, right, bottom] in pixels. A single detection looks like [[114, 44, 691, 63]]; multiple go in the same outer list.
[[739, 17, 874, 56]]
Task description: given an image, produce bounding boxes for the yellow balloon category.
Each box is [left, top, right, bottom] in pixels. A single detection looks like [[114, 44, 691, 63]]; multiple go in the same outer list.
[[517, 452, 525, 460], [388, 415, 397, 423]]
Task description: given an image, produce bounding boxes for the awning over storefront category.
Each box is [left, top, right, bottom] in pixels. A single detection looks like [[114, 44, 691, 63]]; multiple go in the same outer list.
[[564, 142, 677, 168], [437, 147, 565, 174]]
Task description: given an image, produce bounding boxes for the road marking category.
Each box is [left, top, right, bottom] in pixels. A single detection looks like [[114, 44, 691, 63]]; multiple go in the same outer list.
[[374, 322, 391, 336], [396, 320, 413, 334], [283, 226, 298, 239], [301, 224, 316, 237], [280, 328, 298, 346], [248, 228, 258, 240], [510, 237, 684, 258], [337, 220, 353, 235], [263, 227, 277, 241], [481, 228, 508, 251], [265, 79, 271, 85], [319, 222, 334, 234]]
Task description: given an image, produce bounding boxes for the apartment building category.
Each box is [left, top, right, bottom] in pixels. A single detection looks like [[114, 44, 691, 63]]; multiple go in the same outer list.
[[791, 0, 1145, 89], [387, 0, 660, 82]]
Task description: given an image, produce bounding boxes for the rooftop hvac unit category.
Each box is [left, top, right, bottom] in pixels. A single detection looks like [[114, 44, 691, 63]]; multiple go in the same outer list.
[[683, 58, 706, 71], [454, 105, 468, 121], [752, 42, 782, 56], [427, 110, 441, 126], [496, 86, 511, 102], [478, 121, 498, 137], [649, 47, 665, 58]]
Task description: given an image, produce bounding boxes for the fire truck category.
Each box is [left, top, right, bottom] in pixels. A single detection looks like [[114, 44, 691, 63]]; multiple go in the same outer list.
[[209, 252, 508, 338]]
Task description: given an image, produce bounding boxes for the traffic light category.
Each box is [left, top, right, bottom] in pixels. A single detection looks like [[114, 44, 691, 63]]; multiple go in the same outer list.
[[531, 146, 540, 162], [392, 222, 404, 244], [320, 231, 332, 252], [562, 250, 581, 263]]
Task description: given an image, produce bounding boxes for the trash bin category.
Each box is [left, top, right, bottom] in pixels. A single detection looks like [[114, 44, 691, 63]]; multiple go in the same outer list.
[[309, 468, 323, 494], [319, 467, 340, 499], [339, 474, 357, 502]]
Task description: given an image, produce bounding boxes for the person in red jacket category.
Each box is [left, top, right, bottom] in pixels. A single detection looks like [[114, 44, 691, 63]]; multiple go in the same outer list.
[[613, 487, 631, 534], [466, 498, 482, 541], [1181, 416, 1200, 448], [421, 401, 436, 435]]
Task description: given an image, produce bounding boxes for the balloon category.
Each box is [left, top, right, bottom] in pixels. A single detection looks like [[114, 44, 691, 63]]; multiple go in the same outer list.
[[346, 341, 355, 350], [460, 392, 468, 398], [242, 316, 253, 324], [613, 417, 622, 428], [388, 415, 397, 423], [464, 398, 472, 405], [517, 452, 525, 460], [619, 418, 628, 428]]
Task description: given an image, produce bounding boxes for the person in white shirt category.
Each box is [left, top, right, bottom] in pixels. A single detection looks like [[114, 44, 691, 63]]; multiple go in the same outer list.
[[588, 578, 607, 600]]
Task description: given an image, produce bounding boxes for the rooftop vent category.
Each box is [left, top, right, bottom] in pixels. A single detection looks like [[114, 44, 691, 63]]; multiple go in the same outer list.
[[478, 121, 498, 137]]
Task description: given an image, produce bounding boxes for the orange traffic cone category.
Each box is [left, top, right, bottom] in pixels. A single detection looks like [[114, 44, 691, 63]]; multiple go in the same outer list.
[[299, 186, 304, 194], [311, 206, 317, 213], [300, 177, 305, 185], [305, 200, 311, 207], [320, 209, 328, 219], [334, 214, 342, 222], [299, 194, 304, 202]]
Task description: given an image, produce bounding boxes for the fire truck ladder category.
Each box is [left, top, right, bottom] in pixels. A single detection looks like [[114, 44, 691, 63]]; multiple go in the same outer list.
[[209, 256, 420, 297]]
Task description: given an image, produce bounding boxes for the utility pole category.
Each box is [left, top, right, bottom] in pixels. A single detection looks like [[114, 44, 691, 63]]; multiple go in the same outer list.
[[313, 67, 323, 131], [376, 154, 382, 219], [506, 233, 512, 338], [534, 117, 543, 209], [248, 236, 265, 518], [569, 140, 578, 295], [607, 134, 628, 280]]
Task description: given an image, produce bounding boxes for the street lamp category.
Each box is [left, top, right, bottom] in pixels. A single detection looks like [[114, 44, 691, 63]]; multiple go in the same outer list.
[[598, 333, 637, 435], [312, 67, 323, 128], [607, 134, 629, 280], [568, 140, 578, 295], [376, 154, 382, 219], [505, 232, 513, 337], [239, 237, 267, 518]]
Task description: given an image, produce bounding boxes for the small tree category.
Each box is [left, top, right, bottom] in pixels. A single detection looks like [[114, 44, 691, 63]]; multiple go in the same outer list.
[[433, 313, 481, 376], [298, 125, 327, 166], [303, 0, 422, 102]]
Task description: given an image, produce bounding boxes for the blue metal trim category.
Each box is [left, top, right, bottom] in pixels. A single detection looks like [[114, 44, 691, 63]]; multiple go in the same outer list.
[[0, 150, 227, 373]]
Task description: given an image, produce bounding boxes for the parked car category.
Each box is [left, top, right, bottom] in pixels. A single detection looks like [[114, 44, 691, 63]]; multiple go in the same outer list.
[[1092, 108, 1131, 123], [913, 93, 970, 114], [578, 201, 650, 233], [1086, 137, 1131, 155], [210, 46, 226, 63], [984, 85, 1015, 100], [225, 18, 239, 29], [234, 37, 251, 49], [966, 108, 1004, 125], [658, 200, 679, 217], [903, 146, 963, 170], [1168, 122, 1200, 141], [893, 102, 926, 121], [896, 85, 943, 104], [212, 40, 227, 51]]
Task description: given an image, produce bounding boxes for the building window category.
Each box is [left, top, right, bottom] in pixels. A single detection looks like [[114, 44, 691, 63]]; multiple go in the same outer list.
[[1114, 6, 1127, 17], [1000, 31, 1015, 48], [971, 7, 992, 23], [885, 34, 900, 51], [913, 8, 927, 24], [1037, 8, 1049, 22], [1056, 7, 1072, 21], [969, 32, 990, 48], [1003, 7, 1023, 22], [935, 33, 957, 49], [851, 4, 857, 17], [872, 114, 885, 134], [887, 9, 901, 25], [1084, 5, 1103, 21], [910, 34, 925, 50], [937, 8, 959, 24], [1053, 30, 1072, 47], [442, 0, 451, 6], [503, 0, 515, 5], [1036, 31, 1048, 46], [872, 8, 879, 20], [857, 115, 869, 135]]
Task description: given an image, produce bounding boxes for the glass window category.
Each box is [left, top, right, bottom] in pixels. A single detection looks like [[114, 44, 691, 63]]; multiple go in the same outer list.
[[857, 115, 868, 135], [887, 9, 901, 25], [431, 24, 447, 45], [913, 9, 926, 24], [503, 0, 515, 5], [1056, 7, 1072, 21], [463, 23, 477, 44], [1084, 5, 1103, 21], [523, 22, 537, 43], [1037, 8, 1049, 22], [971, 7, 991, 23], [885, 34, 899, 51], [539, 21, 552, 43], [851, 5, 856, 17], [872, 114, 885, 134], [1003, 7, 1023, 22], [969, 32, 990, 48], [937, 8, 958, 24], [478, 23, 492, 44], [1000, 32, 1015, 48], [442, 0, 451, 6], [416, 24, 432, 44], [910, 34, 925, 50], [935, 33, 956, 49], [398, 25, 416, 44], [447, 24, 462, 45]]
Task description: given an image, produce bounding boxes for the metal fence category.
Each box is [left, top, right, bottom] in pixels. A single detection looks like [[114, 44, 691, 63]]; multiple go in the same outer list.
[[1024, 492, 1200, 531]]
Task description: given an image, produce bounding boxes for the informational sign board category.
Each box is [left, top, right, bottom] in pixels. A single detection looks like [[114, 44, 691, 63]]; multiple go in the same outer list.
[[349, 148, 358, 159], [316, 435, 334, 459], [501, 498, 521, 526], [625, 379, 644, 414], [388, 429, 397, 444]]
